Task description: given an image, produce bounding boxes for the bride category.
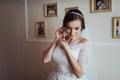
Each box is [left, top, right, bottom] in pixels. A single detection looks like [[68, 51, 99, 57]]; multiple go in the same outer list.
[[43, 9, 97, 80]]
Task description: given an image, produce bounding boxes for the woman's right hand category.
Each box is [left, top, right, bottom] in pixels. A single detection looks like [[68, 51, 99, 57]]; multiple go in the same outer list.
[[55, 27, 64, 40]]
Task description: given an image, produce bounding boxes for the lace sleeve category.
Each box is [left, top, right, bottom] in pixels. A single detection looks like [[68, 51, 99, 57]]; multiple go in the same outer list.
[[77, 41, 89, 74]]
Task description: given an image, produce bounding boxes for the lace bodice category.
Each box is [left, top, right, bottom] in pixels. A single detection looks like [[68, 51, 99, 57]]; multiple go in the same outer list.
[[48, 41, 89, 80]]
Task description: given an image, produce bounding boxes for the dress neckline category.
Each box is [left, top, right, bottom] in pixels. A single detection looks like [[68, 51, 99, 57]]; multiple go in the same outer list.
[[68, 37, 87, 45]]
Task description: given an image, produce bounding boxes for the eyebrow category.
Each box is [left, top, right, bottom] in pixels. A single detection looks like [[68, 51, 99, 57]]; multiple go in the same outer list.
[[65, 25, 80, 29], [65, 25, 70, 27]]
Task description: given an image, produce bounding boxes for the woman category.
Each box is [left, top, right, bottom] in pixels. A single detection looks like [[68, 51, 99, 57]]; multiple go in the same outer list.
[[43, 9, 89, 80]]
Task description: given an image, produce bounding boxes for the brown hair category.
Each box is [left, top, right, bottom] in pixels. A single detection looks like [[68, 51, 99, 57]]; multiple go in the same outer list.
[[63, 9, 85, 31]]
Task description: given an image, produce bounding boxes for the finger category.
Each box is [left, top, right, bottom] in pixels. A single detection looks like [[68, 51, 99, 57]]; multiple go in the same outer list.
[[60, 38, 65, 42], [61, 38, 65, 41], [60, 27, 65, 30], [57, 28, 63, 33]]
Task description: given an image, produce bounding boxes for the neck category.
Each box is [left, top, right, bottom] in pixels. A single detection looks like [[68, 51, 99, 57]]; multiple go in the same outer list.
[[69, 36, 81, 43]]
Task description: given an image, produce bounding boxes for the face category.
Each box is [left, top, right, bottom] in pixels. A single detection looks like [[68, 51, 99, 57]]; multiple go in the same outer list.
[[65, 20, 82, 41]]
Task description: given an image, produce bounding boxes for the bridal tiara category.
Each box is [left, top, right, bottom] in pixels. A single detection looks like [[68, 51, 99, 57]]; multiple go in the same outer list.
[[68, 12, 84, 19]]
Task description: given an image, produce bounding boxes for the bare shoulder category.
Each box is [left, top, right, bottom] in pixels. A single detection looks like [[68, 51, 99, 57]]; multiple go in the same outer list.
[[78, 37, 88, 43]]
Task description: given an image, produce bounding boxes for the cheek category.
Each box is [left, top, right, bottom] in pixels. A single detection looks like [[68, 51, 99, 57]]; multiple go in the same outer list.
[[75, 30, 81, 35], [66, 32, 70, 35], [66, 30, 71, 35], [66, 30, 80, 35], [75, 32, 78, 35]]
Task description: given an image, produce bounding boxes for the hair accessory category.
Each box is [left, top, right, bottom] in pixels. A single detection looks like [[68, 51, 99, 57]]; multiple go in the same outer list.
[[69, 12, 84, 18]]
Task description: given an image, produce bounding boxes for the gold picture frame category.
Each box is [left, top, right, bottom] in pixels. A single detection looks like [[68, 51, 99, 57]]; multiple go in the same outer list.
[[65, 6, 79, 14], [112, 17, 120, 38], [90, 0, 112, 13], [44, 3, 58, 17], [35, 21, 46, 37]]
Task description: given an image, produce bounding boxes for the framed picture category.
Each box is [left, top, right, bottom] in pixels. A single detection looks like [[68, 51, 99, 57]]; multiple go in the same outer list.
[[112, 17, 120, 38], [90, 0, 112, 13], [35, 21, 45, 37], [44, 3, 58, 17], [65, 6, 79, 14]]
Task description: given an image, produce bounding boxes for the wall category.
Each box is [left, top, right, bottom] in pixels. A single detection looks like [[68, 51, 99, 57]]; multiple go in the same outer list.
[[0, 0, 120, 80]]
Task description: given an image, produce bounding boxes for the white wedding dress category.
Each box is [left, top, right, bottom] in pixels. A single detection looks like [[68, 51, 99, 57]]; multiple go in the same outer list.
[[47, 41, 89, 80]]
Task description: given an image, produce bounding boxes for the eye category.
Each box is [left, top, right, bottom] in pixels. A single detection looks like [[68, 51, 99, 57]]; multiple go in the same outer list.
[[75, 27, 79, 30], [66, 26, 71, 30]]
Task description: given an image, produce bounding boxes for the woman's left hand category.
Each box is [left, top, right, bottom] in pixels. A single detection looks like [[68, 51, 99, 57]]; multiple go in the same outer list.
[[60, 39, 69, 50]]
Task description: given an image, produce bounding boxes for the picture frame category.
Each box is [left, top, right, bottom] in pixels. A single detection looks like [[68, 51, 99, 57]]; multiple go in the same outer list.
[[112, 17, 120, 38], [35, 21, 46, 37], [90, 0, 112, 13], [44, 3, 58, 17], [65, 6, 79, 14]]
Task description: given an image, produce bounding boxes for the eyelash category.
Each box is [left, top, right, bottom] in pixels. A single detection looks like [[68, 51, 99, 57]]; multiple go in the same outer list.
[[66, 26, 79, 30], [75, 27, 79, 30], [66, 27, 71, 29]]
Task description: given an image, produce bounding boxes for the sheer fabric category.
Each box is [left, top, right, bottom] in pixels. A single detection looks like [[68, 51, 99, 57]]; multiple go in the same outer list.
[[47, 41, 89, 80], [47, 26, 98, 80], [81, 26, 98, 80]]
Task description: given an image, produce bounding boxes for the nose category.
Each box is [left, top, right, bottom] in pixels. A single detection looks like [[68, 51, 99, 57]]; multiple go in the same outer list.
[[71, 29, 75, 36]]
